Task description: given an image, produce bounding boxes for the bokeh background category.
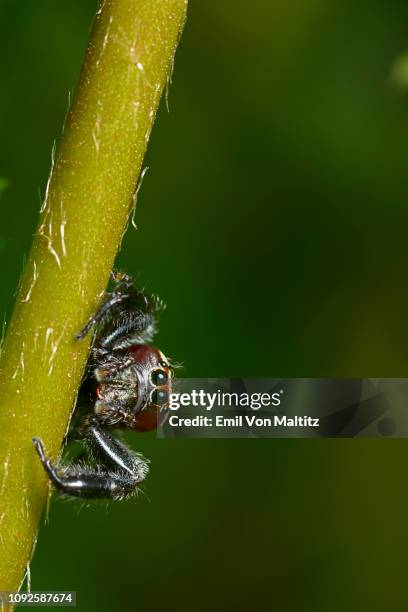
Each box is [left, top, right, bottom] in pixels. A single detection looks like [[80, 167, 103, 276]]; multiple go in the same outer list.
[[2, 0, 408, 610]]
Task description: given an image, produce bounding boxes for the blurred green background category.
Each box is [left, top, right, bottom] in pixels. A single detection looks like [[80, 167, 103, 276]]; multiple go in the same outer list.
[[2, 1, 408, 610]]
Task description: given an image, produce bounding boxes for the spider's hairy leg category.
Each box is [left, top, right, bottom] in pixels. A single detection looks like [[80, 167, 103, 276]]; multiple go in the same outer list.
[[96, 310, 157, 350], [75, 271, 161, 346], [75, 292, 131, 341], [32, 423, 149, 500], [75, 271, 135, 340]]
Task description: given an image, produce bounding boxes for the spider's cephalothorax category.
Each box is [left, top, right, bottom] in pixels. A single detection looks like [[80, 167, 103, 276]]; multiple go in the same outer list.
[[33, 272, 173, 501]]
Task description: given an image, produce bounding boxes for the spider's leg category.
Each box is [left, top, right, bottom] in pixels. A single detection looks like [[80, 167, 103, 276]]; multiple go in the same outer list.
[[76, 273, 161, 346], [76, 292, 130, 341], [94, 286, 161, 350], [97, 310, 156, 350], [110, 270, 133, 289], [32, 423, 149, 500]]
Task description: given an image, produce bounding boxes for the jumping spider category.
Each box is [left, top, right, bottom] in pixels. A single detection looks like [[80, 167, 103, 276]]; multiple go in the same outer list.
[[33, 271, 173, 500]]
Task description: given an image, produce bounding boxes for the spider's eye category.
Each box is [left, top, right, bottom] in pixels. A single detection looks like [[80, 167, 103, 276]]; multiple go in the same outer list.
[[151, 389, 168, 406], [151, 369, 168, 386]]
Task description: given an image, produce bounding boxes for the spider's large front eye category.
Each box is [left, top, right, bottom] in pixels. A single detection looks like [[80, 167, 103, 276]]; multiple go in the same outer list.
[[151, 389, 168, 406], [151, 369, 168, 386]]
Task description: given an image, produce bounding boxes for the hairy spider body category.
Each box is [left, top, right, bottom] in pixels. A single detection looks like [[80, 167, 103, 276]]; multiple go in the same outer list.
[[33, 272, 172, 500]]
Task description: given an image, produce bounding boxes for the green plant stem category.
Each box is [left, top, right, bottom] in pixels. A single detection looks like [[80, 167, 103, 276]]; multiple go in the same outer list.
[[0, 0, 187, 593]]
